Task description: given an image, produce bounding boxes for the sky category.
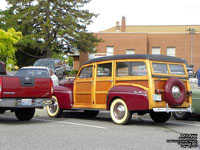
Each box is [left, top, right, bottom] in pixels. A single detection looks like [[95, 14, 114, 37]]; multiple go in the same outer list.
[[1, 0, 200, 32]]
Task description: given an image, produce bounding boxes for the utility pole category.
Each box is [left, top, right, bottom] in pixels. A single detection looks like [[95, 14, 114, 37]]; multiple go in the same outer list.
[[188, 28, 195, 65]]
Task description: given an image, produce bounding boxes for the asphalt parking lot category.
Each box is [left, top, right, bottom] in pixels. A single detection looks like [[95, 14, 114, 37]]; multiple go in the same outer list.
[[1, 109, 200, 150]]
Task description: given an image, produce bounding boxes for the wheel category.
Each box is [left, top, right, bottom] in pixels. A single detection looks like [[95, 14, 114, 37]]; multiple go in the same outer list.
[[172, 112, 191, 120], [46, 95, 63, 118], [84, 110, 99, 118], [150, 112, 171, 123], [110, 98, 132, 125], [15, 108, 35, 121], [164, 77, 185, 106]]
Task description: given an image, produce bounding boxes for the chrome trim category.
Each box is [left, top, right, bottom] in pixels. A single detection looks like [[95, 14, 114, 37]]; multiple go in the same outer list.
[[0, 98, 53, 108], [153, 104, 192, 113]]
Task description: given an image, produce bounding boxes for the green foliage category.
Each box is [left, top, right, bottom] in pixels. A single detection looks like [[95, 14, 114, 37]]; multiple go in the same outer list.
[[0, 28, 22, 70], [0, 0, 102, 67], [68, 56, 73, 67], [65, 69, 78, 77]]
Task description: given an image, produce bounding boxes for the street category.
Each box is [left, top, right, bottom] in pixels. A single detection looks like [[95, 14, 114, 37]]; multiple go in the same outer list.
[[0, 109, 200, 150]]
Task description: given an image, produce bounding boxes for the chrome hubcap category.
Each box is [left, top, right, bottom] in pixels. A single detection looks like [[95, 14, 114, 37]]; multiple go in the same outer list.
[[49, 101, 58, 113], [113, 103, 125, 120], [172, 86, 181, 99]]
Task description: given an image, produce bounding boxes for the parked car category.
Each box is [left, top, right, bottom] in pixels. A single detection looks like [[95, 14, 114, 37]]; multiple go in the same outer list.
[[16, 66, 59, 86], [0, 62, 53, 121], [46, 54, 192, 125], [33, 58, 65, 79], [183, 59, 194, 77], [173, 82, 200, 120]]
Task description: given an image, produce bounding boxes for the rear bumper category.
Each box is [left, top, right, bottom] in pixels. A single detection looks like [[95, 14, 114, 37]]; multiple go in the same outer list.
[[0, 98, 54, 108], [153, 104, 192, 113]]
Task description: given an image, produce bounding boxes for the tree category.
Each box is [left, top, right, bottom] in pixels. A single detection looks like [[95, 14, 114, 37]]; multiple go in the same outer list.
[[0, 28, 22, 70], [0, 0, 101, 61]]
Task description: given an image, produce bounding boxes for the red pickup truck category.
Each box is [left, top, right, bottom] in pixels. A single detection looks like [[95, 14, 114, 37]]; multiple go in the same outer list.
[[0, 61, 53, 121]]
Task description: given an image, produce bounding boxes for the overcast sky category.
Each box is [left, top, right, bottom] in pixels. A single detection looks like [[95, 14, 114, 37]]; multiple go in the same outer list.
[[1, 0, 200, 32]]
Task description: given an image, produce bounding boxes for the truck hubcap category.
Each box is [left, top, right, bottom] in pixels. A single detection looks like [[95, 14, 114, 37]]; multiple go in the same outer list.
[[113, 103, 125, 120]]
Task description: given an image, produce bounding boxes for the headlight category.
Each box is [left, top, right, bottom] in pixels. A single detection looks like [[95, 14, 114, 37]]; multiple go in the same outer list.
[[172, 86, 181, 99]]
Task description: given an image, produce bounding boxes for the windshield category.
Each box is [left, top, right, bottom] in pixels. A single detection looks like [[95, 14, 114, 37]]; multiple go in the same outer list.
[[34, 61, 55, 68], [16, 69, 50, 78], [152, 63, 185, 75]]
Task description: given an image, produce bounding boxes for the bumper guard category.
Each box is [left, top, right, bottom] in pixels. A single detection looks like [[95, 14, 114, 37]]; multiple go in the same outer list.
[[153, 104, 192, 113]]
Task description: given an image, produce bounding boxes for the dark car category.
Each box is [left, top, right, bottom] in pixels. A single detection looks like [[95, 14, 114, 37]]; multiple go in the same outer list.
[[183, 59, 194, 77], [33, 58, 65, 79]]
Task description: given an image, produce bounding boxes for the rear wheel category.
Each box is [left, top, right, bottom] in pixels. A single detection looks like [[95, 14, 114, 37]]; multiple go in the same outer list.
[[172, 112, 191, 120], [150, 112, 171, 123], [84, 110, 99, 118], [46, 96, 63, 118], [110, 98, 132, 125], [15, 108, 35, 121]]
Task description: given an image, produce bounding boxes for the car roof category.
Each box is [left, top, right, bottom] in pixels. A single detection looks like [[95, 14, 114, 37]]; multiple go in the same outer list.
[[82, 54, 185, 66], [20, 66, 49, 70], [35, 58, 60, 61]]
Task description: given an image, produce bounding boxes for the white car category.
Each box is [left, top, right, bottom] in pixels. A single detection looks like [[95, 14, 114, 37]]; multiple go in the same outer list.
[[16, 66, 59, 86]]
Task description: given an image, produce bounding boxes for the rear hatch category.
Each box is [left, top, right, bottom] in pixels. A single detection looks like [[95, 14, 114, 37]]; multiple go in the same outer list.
[[151, 61, 191, 108], [1, 76, 52, 98]]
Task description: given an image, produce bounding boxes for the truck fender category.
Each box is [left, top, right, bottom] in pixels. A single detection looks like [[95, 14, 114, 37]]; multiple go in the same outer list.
[[107, 85, 149, 111], [53, 86, 73, 109]]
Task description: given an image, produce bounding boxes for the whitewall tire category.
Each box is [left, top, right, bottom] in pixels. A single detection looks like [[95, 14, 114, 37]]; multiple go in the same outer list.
[[110, 98, 132, 125], [46, 95, 63, 118]]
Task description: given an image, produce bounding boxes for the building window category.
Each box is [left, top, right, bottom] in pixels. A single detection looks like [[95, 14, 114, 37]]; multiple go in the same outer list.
[[107, 46, 114, 56], [152, 47, 160, 55], [126, 49, 135, 55], [167, 47, 176, 56]]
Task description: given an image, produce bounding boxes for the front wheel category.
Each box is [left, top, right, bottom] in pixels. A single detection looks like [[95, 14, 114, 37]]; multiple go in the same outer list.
[[110, 98, 132, 125], [46, 96, 63, 118], [172, 112, 191, 120], [15, 108, 35, 121], [150, 112, 171, 123]]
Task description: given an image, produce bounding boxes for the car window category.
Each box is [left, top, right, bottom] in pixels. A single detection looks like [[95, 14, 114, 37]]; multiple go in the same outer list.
[[97, 63, 112, 77], [34, 61, 55, 68], [79, 66, 93, 78], [152, 63, 168, 74], [16, 69, 49, 78], [116, 61, 147, 77], [169, 64, 185, 75]]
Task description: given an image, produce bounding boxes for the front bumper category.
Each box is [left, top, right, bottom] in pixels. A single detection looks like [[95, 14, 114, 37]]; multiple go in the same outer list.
[[153, 104, 192, 113], [0, 98, 54, 108]]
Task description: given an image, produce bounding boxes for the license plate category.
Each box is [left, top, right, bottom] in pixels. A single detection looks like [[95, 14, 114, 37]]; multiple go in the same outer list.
[[22, 99, 32, 105], [153, 94, 162, 101]]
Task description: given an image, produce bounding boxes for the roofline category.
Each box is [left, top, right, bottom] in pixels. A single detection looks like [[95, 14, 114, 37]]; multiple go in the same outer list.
[[82, 54, 185, 66]]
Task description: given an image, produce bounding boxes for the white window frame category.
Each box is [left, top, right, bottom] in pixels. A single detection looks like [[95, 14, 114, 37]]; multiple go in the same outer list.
[[152, 47, 160, 55], [167, 47, 176, 56], [107, 46, 114, 56], [126, 49, 135, 55]]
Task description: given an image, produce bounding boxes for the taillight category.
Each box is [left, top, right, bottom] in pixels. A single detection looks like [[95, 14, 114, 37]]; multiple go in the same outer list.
[[0, 77, 2, 98], [50, 79, 53, 95]]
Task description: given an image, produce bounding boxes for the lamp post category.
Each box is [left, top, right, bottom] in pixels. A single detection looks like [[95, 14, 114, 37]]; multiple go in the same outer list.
[[188, 28, 195, 65]]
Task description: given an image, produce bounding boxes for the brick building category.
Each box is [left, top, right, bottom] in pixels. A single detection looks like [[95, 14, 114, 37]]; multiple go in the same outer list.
[[73, 17, 200, 71]]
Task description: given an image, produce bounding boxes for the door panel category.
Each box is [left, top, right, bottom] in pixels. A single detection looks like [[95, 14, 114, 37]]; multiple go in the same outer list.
[[74, 65, 93, 108], [95, 62, 113, 109]]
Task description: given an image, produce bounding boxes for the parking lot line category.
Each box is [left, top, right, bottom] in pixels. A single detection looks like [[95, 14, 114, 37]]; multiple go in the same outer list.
[[142, 118, 200, 127], [33, 118, 107, 130]]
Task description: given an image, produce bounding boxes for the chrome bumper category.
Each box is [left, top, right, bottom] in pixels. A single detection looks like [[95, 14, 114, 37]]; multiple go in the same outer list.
[[153, 104, 192, 113], [0, 98, 54, 108]]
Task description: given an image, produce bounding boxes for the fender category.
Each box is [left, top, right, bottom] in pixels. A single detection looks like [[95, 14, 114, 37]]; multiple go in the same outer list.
[[53, 86, 73, 109], [107, 85, 149, 111]]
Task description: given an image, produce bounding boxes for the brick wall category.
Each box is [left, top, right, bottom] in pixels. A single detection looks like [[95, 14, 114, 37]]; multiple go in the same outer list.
[[94, 32, 200, 71]]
